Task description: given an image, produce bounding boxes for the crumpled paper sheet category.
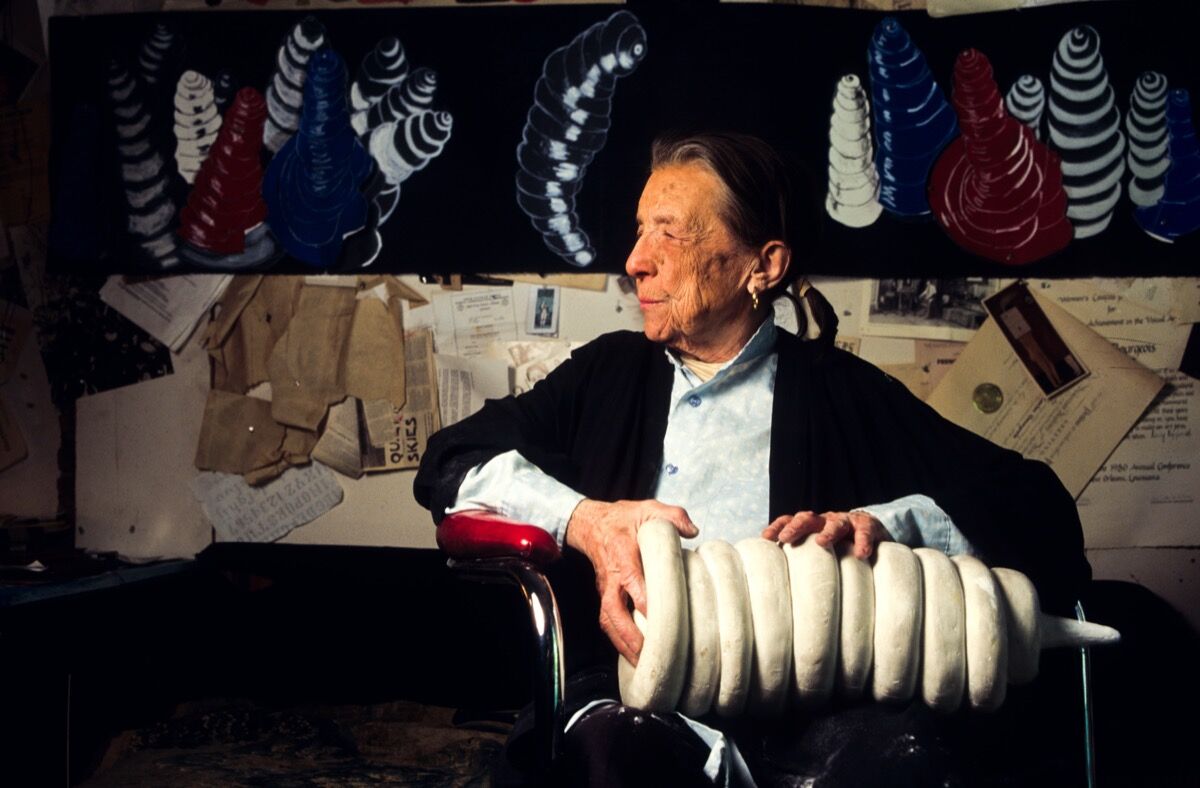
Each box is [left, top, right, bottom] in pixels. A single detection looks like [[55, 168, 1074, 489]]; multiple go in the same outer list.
[[194, 389, 316, 485], [199, 275, 413, 484]]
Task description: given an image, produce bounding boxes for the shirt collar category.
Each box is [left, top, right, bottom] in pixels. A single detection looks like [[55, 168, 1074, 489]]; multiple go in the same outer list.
[[665, 315, 778, 385]]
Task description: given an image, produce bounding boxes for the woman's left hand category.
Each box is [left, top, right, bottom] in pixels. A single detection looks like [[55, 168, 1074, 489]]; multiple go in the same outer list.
[[762, 510, 890, 559]]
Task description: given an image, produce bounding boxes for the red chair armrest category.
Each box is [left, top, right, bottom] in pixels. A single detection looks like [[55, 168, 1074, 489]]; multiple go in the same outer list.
[[437, 510, 562, 565]]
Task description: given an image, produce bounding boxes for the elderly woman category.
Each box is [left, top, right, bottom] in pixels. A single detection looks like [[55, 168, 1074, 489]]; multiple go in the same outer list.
[[414, 132, 1089, 784]]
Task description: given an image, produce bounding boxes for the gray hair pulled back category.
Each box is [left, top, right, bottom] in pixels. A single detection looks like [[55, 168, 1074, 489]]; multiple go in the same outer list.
[[650, 131, 816, 296], [650, 131, 835, 344]]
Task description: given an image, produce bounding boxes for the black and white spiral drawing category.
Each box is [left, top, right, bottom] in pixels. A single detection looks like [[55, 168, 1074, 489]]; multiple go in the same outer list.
[[214, 69, 237, 116], [370, 110, 453, 187], [1005, 75, 1046, 139], [108, 60, 179, 269], [352, 67, 438, 139], [1126, 71, 1170, 208], [516, 10, 647, 267], [1046, 25, 1126, 239], [825, 74, 883, 228], [138, 23, 178, 89], [350, 36, 409, 112], [263, 16, 327, 153], [173, 70, 222, 185]]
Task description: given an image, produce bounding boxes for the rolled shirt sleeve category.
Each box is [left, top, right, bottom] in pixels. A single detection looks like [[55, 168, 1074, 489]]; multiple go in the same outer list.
[[446, 449, 585, 547], [854, 493, 978, 556]]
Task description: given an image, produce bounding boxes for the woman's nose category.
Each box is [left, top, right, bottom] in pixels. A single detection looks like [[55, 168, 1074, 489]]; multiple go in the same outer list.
[[625, 234, 654, 277]]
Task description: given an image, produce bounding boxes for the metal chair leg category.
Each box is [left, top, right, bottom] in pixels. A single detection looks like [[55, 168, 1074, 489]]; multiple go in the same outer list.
[[450, 558, 566, 771], [1075, 600, 1097, 788]]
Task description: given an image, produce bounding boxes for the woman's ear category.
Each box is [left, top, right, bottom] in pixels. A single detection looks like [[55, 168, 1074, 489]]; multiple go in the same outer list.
[[751, 240, 791, 293]]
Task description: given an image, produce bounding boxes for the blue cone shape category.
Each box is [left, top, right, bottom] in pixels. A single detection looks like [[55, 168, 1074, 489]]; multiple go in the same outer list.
[[867, 16, 958, 217], [1136, 89, 1200, 243], [264, 48, 372, 267]]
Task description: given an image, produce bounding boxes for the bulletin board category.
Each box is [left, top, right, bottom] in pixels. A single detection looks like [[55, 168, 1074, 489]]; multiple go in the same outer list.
[[46, 1, 1199, 278]]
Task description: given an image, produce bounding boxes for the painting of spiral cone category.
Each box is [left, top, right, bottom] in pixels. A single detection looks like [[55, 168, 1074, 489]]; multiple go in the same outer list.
[[353, 67, 438, 139], [263, 48, 372, 268], [516, 10, 647, 267], [825, 75, 882, 228], [1006, 76, 1046, 140], [1135, 89, 1200, 243], [350, 36, 409, 114], [178, 88, 279, 269], [173, 70, 222, 184], [263, 16, 327, 154], [930, 50, 1072, 265], [107, 60, 180, 270], [867, 17, 958, 218], [1126, 71, 1170, 208], [1046, 25, 1126, 239]]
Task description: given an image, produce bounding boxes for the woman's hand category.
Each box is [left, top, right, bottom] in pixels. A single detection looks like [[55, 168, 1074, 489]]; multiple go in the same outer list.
[[762, 510, 890, 559], [565, 499, 698, 666]]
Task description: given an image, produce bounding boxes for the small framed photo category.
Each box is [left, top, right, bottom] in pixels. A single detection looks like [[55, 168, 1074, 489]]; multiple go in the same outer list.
[[526, 285, 561, 336], [983, 281, 1089, 398]]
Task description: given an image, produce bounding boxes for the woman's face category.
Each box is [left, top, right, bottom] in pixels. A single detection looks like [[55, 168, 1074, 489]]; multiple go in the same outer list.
[[625, 163, 759, 360]]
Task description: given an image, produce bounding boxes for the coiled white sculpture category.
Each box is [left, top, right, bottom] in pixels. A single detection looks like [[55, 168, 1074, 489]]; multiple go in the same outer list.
[[618, 520, 1119, 717]]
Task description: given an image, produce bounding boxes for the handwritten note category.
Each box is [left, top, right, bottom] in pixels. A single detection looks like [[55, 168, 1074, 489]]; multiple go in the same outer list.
[[192, 462, 344, 543]]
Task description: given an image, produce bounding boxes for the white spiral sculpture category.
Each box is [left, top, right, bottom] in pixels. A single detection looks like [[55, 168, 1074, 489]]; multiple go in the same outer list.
[[825, 74, 883, 229], [618, 520, 1120, 717], [173, 70, 222, 185], [1005, 75, 1046, 139], [1126, 71, 1171, 208], [1046, 25, 1126, 239]]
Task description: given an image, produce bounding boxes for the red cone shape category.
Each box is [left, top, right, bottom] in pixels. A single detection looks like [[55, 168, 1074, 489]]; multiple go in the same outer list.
[[178, 87, 269, 254], [930, 49, 1072, 265]]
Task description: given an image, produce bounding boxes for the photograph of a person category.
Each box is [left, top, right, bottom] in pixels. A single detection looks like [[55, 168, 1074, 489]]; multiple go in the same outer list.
[[862, 278, 998, 342], [526, 285, 560, 335], [984, 281, 1089, 397]]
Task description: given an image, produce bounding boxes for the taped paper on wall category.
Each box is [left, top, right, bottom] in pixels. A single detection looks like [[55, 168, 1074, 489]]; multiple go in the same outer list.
[[100, 274, 231, 352], [435, 353, 510, 427], [362, 329, 440, 472], [928, 292, 1164, 497], [432, 288, 518, 358], [193, 461, 344, 543]]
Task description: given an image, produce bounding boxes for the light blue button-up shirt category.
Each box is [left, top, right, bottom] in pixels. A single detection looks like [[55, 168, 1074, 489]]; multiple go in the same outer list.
[[449, 317, 976, 556]]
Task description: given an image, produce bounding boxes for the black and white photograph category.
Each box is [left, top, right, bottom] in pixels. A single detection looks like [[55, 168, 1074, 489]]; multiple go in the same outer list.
[[525, 285, 560, 336], [861, 278, 999, 342], [984, 281, 1089, 397]]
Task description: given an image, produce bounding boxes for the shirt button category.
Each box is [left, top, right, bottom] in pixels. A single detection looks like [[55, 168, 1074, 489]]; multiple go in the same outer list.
[[687, 394, 701, 407], [665, 463, 679, 475]]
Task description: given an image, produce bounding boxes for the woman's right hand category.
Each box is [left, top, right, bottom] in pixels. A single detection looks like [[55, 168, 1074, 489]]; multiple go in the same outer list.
[[565, 499, 698, 667]]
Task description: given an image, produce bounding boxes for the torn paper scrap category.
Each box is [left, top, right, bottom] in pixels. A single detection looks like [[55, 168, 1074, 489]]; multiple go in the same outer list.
[[343, 286, 405, 406], [192, 461, 344, 543], [207, 275, 300, 393], [312, 397, 364, 479], [194, 389, 302, 483], [100, 274, 231, 352], [928, 292, 1164, 497], [361, 329, 439, 472], [267, 283, 356, 430]]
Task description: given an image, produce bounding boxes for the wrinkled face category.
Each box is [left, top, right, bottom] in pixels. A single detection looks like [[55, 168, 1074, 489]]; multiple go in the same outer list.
[[626, 163, 756, 359]]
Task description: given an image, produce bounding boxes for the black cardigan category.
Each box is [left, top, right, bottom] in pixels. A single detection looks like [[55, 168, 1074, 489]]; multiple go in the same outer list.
[[414, 328, 1090, 613]]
